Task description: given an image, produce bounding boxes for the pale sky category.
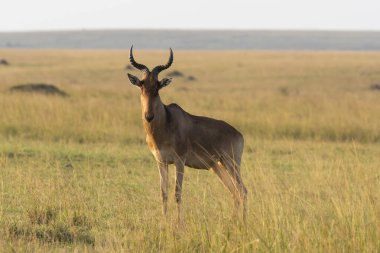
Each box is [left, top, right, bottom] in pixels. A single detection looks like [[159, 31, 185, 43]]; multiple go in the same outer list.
[[1, 0, 379, 32]]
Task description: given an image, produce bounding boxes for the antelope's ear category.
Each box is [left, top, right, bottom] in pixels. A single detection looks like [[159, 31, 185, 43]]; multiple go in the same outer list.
[[127, 73, 142, 87], [158, 78, 172, 89]]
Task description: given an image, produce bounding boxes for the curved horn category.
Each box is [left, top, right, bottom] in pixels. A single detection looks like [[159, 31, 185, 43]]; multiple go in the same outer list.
[[129, 45, 149, 73], [152, 48, 173, 78]]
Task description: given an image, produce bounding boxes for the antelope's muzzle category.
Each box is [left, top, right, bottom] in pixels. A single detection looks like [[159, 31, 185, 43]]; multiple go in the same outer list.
[[145, 113, 154, 122]]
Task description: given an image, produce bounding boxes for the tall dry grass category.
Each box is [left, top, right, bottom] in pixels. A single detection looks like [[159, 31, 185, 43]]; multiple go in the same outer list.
[[0, 49, 379, 252]]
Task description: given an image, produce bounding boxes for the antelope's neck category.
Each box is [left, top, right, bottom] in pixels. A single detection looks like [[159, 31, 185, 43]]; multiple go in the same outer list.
[[143, 98, 167, 142]]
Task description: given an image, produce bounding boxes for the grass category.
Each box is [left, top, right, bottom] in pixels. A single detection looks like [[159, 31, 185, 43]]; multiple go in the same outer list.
[[0, 49, 380, 252]]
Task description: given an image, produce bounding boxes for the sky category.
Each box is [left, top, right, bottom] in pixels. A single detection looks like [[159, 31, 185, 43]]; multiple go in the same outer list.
[[1, 0, 379, 32]]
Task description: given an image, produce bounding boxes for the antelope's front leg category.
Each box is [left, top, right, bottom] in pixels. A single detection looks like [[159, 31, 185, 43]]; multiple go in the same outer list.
[[157, 162, 169, 216], [175, 162, 185, 223]]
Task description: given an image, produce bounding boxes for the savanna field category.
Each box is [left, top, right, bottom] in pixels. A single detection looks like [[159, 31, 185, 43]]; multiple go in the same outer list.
[[0, 49, 380, 252]]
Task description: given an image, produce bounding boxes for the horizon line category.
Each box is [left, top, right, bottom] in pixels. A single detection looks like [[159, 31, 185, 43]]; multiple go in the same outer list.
[[1, 27, 380, 34]]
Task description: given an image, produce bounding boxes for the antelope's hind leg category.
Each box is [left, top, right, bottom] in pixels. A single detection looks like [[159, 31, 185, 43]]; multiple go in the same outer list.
[[221, 157, 248, 220], [212, 162, 242, 210], [213, 158, 247, 220]]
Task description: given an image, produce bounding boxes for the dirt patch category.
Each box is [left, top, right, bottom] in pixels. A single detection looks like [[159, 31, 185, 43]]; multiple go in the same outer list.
[[369, 83, 380, 91], [279, 87, 289, 96], [0, 59, 9, 65], [187, 75, 196, 81], [10, 83, 69, 96], [167, 70, 184, 77], [125, 64, 134, 70]]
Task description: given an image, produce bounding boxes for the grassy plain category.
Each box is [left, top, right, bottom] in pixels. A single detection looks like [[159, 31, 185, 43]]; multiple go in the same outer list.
[[0, 49, 380, 252]]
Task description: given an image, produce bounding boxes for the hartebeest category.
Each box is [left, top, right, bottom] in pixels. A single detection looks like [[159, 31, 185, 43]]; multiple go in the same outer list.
[[127, 46, 247, 221]]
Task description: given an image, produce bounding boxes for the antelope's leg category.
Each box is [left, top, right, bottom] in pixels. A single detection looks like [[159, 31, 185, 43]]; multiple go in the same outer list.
[[157, 162, 169, 216], [222, 158, 248, 220], [175, 162, 185, 223], [212, 162, 241, 209]]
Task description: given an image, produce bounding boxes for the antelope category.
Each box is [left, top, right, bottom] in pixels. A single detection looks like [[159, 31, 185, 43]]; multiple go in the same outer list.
[[126, 46, 247, 222]]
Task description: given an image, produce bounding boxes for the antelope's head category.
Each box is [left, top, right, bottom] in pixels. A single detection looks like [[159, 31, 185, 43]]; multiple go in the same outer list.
[[127, 46, 173, 123]]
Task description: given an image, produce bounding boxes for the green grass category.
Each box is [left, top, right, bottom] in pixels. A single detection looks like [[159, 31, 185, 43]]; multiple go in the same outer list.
[[0, 49, 380, 252]]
